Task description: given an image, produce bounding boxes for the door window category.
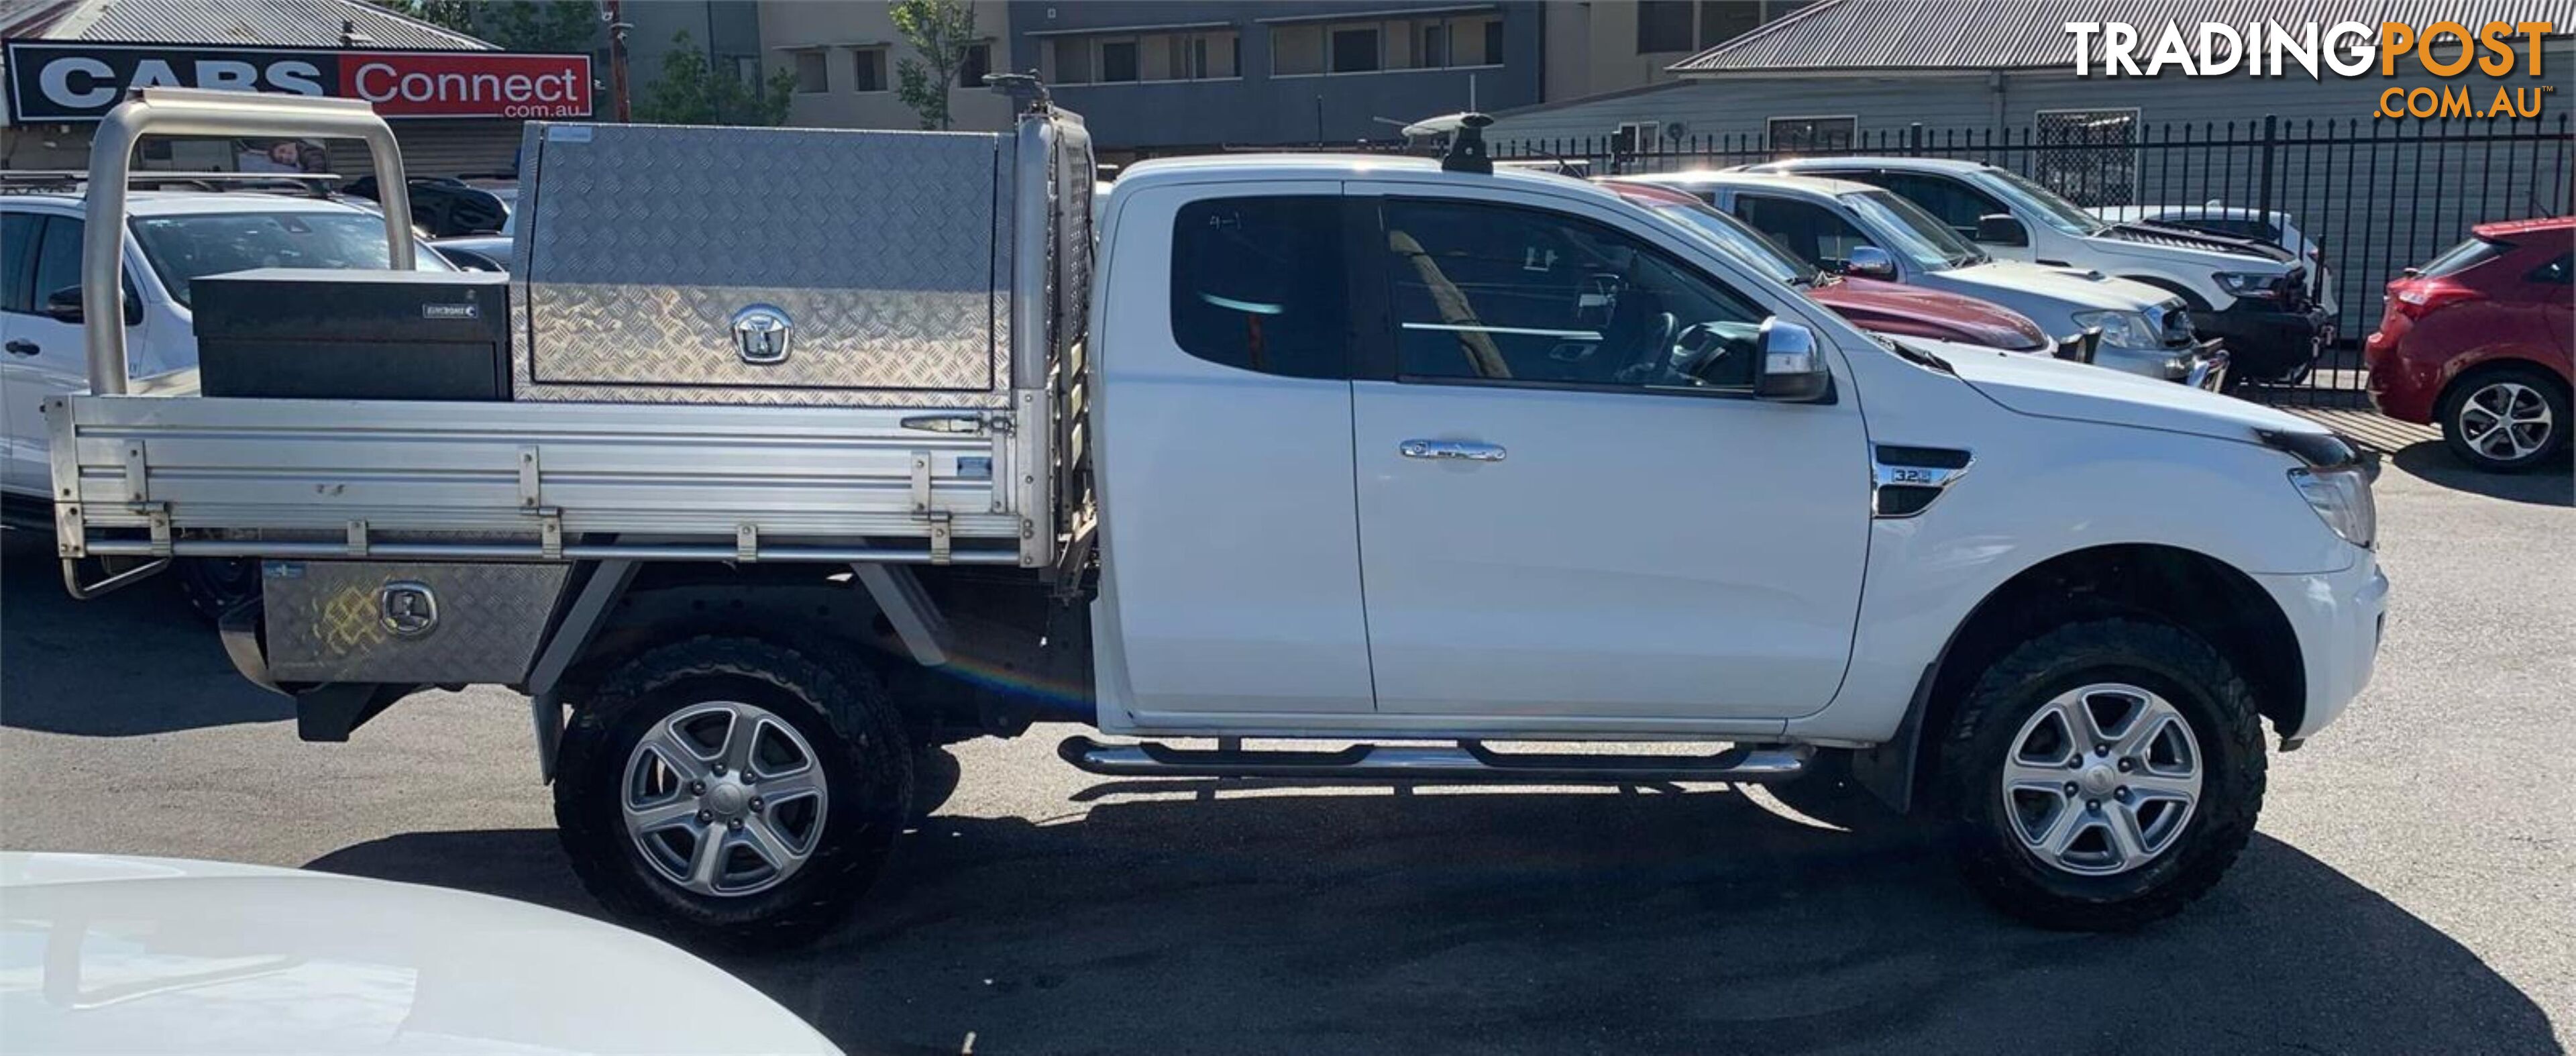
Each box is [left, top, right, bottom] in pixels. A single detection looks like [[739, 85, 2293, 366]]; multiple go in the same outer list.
[[1733, 194, 1872, 273], [1, 212, 36, 313], [28, 216, 83, 309], [1168, 196, 1350, 380], [1868, 172, 2008, 238], [1380, 199, 1766, 390]]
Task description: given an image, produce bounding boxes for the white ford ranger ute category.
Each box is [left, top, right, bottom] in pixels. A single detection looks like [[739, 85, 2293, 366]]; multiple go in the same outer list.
[[46, 93, 2385, 945]]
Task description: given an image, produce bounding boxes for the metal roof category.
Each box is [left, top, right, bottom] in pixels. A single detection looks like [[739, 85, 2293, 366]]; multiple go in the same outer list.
[[1672, 0, 2576, 74], [3, 0, 494, 50]]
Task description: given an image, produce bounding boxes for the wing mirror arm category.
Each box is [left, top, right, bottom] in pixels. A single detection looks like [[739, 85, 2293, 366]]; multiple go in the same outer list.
[[1975, 213, 2029, 247]]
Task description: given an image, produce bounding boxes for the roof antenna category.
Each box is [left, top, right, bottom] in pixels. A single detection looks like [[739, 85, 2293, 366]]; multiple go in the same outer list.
[[1442, 113, 1494, 174]]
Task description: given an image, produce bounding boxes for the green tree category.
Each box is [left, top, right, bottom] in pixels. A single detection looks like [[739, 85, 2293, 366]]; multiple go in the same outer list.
[[633, 30, 796, 126], [890, 0, 981, 130], [368, 0, 480, 36]]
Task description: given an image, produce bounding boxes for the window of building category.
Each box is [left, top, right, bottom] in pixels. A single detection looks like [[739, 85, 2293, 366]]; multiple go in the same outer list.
[[1330, 27, 1381, 72], [1273, 23, 1326, 75], [1699, 1, 1764, 47], [852, 48, 888, 92], [1057, 30, 1238, 83], [1170, 197, 1350, 380], [735, 56, 761, 85], [1099, 39, 1140, 82], [1392, 11, 1503, 68], [1637, 1, 1695, 52], [957, 42, 991, 88], [790, 50, 828, 93], [1766, 115, 1854, 152], [1382, 199, 1765, 390]]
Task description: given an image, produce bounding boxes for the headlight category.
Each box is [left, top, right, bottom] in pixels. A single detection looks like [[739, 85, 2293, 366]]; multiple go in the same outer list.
[[2070, 309, 2160, 348], [2214, 270, 2284, 299], [2288, 466, 2376, 548]]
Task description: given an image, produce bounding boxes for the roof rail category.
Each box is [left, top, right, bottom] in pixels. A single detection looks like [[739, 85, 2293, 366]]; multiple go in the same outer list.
[[0, 170, 343, 197]]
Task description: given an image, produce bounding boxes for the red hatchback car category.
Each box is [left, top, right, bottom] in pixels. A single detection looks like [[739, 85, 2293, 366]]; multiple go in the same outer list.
[[2366, 217, 2574, 472]]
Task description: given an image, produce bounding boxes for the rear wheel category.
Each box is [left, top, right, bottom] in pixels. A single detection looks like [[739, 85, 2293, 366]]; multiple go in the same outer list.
[[1937, 619, 2265, 931], [555, 637, 911, 948], [2438, 365, 2569, 472]]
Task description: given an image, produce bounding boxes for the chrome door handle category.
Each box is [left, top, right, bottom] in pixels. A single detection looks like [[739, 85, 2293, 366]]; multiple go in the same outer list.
[[4, 339, 37, 357], [1399, 439, 1506, 462]]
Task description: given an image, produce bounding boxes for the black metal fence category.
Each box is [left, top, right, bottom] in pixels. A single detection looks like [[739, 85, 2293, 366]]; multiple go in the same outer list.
[[1484, 115, 2574, 405]]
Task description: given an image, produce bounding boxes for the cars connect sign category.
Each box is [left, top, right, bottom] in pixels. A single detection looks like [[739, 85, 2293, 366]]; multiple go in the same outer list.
[[5, 41, 592, 123]]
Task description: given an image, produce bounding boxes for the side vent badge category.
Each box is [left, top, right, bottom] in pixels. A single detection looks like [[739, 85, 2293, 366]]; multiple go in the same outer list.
[[1872, 445, 1973, 519]]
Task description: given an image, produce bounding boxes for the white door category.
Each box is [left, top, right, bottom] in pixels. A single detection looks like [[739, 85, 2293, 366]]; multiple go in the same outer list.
[[0, 212, 101, 496], [1089, 184, 1377, 719], [1350, 192, 1872, 721]]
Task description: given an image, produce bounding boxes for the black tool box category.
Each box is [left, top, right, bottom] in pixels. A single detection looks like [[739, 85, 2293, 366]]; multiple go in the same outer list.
[[193, 269, 511, 401]]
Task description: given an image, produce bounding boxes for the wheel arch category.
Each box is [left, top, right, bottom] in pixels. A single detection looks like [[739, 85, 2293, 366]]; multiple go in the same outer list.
[[1856, 542, 2303, 813], [2435, 352, 2571, 411]]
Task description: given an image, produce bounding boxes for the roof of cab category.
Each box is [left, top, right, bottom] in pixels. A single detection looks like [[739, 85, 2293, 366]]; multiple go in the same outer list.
[[1112, 152, 1627, 205], [1617, 170, 1881, 198], [1758, 156, 1994, 176]]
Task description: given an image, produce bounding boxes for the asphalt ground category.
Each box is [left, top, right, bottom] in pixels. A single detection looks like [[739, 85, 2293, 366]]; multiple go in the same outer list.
[[3, 439, 2568, 1055]]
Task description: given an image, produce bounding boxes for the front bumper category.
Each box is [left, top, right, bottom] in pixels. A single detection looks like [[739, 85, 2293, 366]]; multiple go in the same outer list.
[[2195, 302, 2334, 381], [2253, 552, 2389, 743]]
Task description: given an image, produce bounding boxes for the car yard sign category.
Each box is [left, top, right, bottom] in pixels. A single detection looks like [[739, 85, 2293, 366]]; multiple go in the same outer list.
[[5, 41, 593, 122]]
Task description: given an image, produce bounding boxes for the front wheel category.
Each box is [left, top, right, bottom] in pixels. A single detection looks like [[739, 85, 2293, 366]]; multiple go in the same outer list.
[[1937, 619, 2266, 931], [554, 637, 912, 948]]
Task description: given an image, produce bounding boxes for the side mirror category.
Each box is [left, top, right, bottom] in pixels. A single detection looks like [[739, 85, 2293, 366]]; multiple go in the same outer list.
[[1843, 245, 1897, 280], [1754, 317, 1831, 403], [1974, 213, 2029, 247], [43, 284, 141, 327]]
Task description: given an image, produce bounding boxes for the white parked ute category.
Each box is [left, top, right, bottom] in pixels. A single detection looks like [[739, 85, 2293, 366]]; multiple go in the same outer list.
[[46, 93, 2386, 945], [1744, 157, 2333, 384]]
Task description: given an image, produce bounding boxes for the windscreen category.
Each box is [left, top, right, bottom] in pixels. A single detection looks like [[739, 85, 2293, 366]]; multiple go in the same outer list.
[[1984, 168, 2112, 236], [1649, 201, 1812, 286], [131, 211, 453, 307], [1841, 191, 1984, 270]]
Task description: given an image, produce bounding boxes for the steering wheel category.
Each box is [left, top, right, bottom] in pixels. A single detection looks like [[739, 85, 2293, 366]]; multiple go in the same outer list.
[[1668, 321, 1737, 382], [1612, 313, 1681, 384]]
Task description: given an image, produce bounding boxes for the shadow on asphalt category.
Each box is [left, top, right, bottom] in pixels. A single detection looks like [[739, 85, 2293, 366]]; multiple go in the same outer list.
[[309, 786, 2561, 1056], [0, 531, 290, 735], [2391, 441, 2576, 507]]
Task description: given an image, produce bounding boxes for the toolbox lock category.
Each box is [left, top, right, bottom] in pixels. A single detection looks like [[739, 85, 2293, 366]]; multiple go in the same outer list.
[[730, 304, 793, 366]]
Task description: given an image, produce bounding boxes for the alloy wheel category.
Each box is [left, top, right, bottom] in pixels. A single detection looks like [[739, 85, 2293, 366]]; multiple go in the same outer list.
[[2457, 380, 2553, 464], [622, 700, 829, 898], [1999, 684, 2203, 877]]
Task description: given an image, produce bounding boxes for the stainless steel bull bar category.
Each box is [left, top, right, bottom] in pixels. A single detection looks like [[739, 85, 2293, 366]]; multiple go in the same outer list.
[[83, 88, 413, 394]]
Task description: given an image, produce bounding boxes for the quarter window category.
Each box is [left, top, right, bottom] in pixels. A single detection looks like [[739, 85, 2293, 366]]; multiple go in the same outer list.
[[1169, 197, 1350, 380], [1381, 199, 1766, 390]]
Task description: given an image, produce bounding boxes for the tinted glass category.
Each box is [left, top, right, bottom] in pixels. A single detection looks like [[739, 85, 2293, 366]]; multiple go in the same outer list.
[[1, 212, 36, 313], [2420, 236, 2509, 279], [29, 215, 83, 308], [1383, 199, 1765, 390], [1169, 197, 1349, 379], [1734, 194, 1873, 272], [2528, 252, 2571, 285], [1841, 191, 1984, 270], [130, 211, 453, 307], [1870, 172, 2006, 236]]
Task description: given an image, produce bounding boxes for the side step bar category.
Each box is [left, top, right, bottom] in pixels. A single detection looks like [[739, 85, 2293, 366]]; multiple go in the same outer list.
[[1059, 737, 1811, 784]]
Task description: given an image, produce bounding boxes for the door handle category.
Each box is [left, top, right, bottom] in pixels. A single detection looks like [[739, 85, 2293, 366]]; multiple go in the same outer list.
[[1399, 439, 1506, 462], [3, 339, 36, 357]]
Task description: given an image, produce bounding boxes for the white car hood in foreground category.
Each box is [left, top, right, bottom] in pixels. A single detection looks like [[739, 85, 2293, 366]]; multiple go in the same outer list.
[[0, 853, 839, 1055], [1923, 339, 2324, 442]]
